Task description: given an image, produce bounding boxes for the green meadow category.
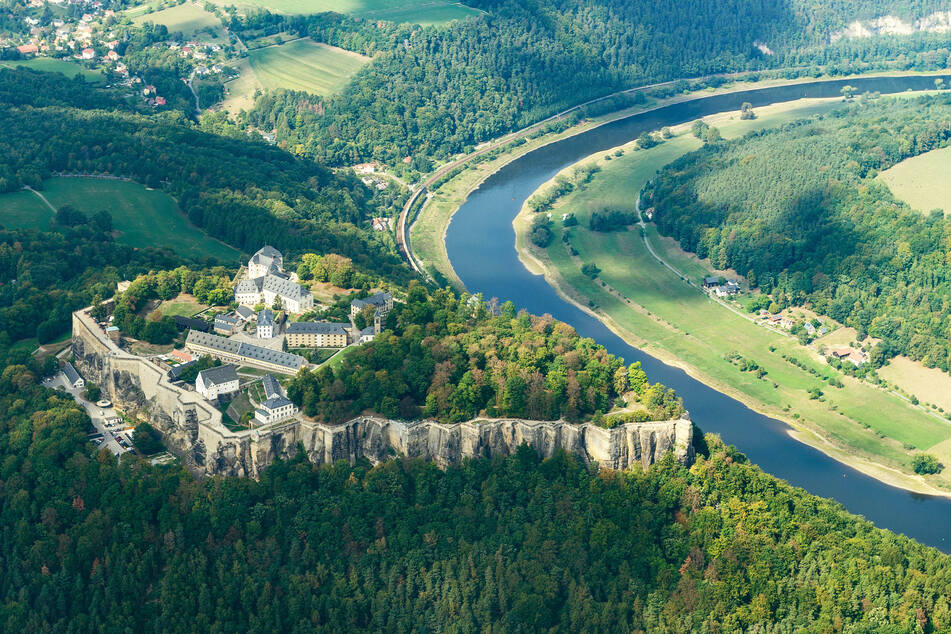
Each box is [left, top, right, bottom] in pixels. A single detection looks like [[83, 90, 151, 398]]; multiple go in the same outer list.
[[516, 97, 951, 487], [0, 58, 102, 81], [0, 177, 241, 262], [247, 39, 369, 96], [131, 2, 226, 39], [877, 145, 951, 215], [207, 0, 481, 24]]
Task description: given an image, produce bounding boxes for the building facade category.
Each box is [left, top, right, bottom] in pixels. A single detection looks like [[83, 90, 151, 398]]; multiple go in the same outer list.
[[285, 321, 349, 348], [195, 365, 239, 401]]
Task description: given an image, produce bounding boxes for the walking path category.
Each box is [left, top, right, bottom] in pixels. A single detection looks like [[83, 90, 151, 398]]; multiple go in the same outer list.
[[23, 185, 56, 213]]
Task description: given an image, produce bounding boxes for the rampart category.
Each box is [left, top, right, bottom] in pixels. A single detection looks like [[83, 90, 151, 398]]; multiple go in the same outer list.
[[72, 309, 694, 478]]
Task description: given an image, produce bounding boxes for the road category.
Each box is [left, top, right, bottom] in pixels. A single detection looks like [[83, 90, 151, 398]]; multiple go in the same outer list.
[[395, 72, 755, 277], [45, 371, 133, 457]]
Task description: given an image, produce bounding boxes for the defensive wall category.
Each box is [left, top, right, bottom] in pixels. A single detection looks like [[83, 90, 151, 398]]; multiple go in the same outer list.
[[72, 309, 694, 478]]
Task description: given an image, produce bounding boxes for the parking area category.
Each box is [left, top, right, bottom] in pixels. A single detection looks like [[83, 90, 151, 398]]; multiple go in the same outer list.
[[45, 371, 134, 458]]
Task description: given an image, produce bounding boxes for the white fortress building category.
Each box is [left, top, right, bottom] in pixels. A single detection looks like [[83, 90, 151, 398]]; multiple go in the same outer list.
[[235, 246, 314, 314]]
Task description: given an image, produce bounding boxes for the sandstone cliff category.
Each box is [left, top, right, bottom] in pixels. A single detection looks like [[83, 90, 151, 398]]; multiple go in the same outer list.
[[73, 309, 694, 479]]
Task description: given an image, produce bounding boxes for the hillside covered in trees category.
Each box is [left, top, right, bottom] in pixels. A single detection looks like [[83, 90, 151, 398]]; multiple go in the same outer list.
[[647, 93, 951, 372], [289, 285, 684, 424], [2, 356, 951, 631], [0, 67, 409, 283], [240, 0, 951, 166]]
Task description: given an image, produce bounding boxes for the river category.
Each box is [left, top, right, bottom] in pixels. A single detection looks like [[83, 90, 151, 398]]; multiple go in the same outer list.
[[444, 75, 951, 551]]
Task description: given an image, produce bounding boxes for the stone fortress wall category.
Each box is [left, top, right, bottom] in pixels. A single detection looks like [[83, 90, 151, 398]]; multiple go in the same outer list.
[[72, 309, 694, 479]]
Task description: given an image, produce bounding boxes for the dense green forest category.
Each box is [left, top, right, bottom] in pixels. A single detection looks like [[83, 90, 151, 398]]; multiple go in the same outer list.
[[3, 358, 951, 631], [239, 0, 951, 166], [647, 94, 951, 371], [288, 284, 683, 424], [0, 67, 409, 283]]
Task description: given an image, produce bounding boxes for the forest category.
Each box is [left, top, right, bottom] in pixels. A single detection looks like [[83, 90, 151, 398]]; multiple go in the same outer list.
[[289, 284, 683, 424], [0, 67, 409, 284], [3, 355, 951, 631], [238, 0, 951, 167], [647, 94, 951, 371]]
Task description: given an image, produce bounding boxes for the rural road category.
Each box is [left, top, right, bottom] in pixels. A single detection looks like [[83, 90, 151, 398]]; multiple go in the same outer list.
[[395, 71, 760, 278]]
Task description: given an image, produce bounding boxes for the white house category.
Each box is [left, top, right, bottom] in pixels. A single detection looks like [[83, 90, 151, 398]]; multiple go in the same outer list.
[[195, 365, 239, 401], [62, 361, 85, 389], [257, 309, 275, 339], [248, 245, 283, 280], [254, 395, 298, 425], [235, 246, 313, 313]]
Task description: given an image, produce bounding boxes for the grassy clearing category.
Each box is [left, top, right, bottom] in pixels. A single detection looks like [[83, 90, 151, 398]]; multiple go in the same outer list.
[[207, 0, 481, 24], [0, 58, 102, 81], [220, 58, 262, 114], [248, 39, 369, 96], [131, 2, 226, 40], [0, 177, 241, 262], [879, 356, 951, 413], [149, 294, 209, 319], [877, 145, 951, 215], [515, 97, 951, 489]]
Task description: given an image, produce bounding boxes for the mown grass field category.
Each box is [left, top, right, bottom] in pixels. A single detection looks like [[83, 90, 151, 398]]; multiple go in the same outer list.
[[0, 178, 241, 261], [877, 145, 951, 215], [207, 0, 481, 24], [150, 294, 209, 319], [879, 356, 951, 413], [0, 58, 102, 81], [517, 97, 951, 486], [247, 39, 369, 96], [220, 58, 262, 114], [131, 2, 226, 40]]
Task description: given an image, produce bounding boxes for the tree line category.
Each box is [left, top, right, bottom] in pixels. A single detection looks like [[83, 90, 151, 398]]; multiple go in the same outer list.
[[647, 94, 951, 372], [288, 284, 684, 424]]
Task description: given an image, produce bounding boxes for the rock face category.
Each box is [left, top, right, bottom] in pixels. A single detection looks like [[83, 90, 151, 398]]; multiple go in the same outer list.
[[72, 309, 694, 479]]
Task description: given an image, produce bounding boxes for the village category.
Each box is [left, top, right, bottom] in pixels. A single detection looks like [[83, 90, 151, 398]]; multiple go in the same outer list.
[[701, 275, 870, 367], [68, 246, 395, 434], [2, 0, 238, 109]]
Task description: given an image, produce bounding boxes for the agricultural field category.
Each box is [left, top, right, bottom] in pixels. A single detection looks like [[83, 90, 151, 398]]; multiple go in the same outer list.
[[877, 145, 951, 215], [0, 177, 241, 262], [879, 356, 951, 413], [516, 97, 951, 486], [247, 39, 369, 96], [207, 0, 481, 25], [0, 58, 102, 81], [220, 58, 262, 113], [131, 2, 226, 40]]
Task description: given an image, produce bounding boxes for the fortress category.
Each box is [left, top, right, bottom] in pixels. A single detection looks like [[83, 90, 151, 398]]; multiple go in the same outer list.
[[71, 308, 694, 478]]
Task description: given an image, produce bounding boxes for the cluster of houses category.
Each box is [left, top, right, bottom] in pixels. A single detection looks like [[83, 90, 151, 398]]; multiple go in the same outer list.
[[827, 347, 869, 367], [193, 366, 299, 426], [759, 310, 795, 330], [703, 277, 741, 298], [6, 0, 234, 111]]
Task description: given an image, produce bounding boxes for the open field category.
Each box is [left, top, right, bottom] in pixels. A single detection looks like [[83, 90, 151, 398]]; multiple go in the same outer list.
[[514, 97, 951, 491], [220, 58, 262, 114], [0, 58, 102, 80], [207, 0, 481, 24], [248, 39, 369, 96], [0, 178, 241, 262], [879, 356, 951, 413], [131, 2, 226, 40], [877, 145, 951, 214], [149, 294, 209, 319]]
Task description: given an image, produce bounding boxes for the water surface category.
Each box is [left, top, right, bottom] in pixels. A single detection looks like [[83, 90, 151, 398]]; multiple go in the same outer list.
[[446, 75, 951, 551]]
